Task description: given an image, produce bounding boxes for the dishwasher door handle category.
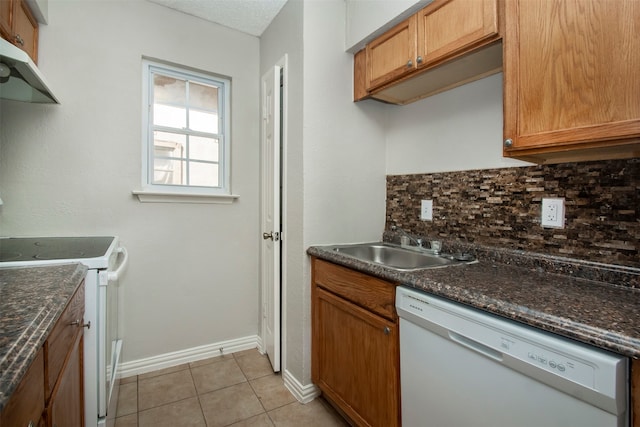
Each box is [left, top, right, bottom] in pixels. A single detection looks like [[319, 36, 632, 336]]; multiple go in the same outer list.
[[449, 331, 503, 362]]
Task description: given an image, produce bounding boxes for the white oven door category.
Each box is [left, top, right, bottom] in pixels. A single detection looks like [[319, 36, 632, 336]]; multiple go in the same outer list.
[[98, 246, 128, 419]]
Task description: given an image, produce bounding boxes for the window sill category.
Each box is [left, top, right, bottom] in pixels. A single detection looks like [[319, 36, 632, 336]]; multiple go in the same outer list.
[[132, 189, 240, 204]]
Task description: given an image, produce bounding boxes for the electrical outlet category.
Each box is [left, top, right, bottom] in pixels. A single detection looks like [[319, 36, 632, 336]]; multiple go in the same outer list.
[[541, 198, 565, 228], [421, 199, 433, 221]]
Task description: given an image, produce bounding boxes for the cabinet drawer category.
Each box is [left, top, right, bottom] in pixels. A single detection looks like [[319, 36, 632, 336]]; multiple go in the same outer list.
[[1, 347, 45, 427], [46, 281, 85, 396], [312, 258, 397, 320]]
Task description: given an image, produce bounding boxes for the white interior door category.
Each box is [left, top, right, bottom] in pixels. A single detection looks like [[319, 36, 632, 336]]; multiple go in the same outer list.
[[260, 65, 281, 372]]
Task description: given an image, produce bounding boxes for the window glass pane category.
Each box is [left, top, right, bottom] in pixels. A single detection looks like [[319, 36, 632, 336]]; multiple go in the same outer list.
[[189, 109, 218, 133], [190, 136, 219, 162], [154, 74, 186, 104], [154, 131, 186, 159], [190, 82, 217, 110], [153, 74, 187, 129], [154, 104, 186, 129], [153, 159, 186, 185], [189, 162, 218, 187], [189, 82, 218, 133]]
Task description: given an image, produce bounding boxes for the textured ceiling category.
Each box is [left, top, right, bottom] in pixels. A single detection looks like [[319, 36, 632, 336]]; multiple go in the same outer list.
[[147, 0, 288, 36]]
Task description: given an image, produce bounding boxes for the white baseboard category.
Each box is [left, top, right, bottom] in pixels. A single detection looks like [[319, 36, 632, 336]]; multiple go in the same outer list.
[[282, 369, 320, 404], [119, 335, 260, 378]]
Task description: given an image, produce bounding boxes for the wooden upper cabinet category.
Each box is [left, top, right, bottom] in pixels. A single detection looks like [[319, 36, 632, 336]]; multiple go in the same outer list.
[[416, 0, 498, 67], [355, 0, 502, 104], [353, 48, 368, 101], [503, 0, 640, 163], [13, 0, 38, 62], [0, 0, 38, 63], [0, 0, 12, 40], [365, 15, 417, 91]]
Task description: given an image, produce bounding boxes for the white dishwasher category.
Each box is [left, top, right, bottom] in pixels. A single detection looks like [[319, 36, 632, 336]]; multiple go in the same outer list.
[[396, 286, 629, 427]]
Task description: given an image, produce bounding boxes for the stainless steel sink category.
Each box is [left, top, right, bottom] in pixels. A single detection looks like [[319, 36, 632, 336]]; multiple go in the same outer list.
[[329, 242, 475, 271]]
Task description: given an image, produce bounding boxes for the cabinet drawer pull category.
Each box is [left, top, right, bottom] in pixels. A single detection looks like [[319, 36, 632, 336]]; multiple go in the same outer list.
[[406, 59, 413, 68], [28, 421, 34, 427], [416, 56, 423, 64]]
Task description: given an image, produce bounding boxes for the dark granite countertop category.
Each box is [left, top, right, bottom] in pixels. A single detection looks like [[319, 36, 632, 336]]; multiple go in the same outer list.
[[0, 263, 87, 411], [308, 243, 640, 359]]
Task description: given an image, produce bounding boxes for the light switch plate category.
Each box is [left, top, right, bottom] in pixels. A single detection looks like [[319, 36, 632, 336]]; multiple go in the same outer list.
[[421, 199, 433, 221], [541, 198, 565, 228]]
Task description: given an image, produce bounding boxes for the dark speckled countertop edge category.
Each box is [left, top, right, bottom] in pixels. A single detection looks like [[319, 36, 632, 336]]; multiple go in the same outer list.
[[307, 244, 640, 359], [0, 263, 87, 411]]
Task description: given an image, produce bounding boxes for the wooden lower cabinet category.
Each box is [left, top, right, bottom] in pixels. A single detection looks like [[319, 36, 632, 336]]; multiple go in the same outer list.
[[0, 348, 45, 427], [311, 258, 400, 427], [48, 331, 84, 427], [633, 359, 640, 427], [0, 282, 85, 427]]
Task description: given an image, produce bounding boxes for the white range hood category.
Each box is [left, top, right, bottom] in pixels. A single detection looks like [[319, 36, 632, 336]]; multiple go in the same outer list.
[[0, 37, 59, 103]]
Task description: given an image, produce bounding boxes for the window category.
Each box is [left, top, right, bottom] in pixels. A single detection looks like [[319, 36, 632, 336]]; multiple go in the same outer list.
[[135, 59, 235, 203]]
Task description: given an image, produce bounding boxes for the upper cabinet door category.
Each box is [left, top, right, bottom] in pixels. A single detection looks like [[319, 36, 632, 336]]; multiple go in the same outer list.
[[0, 0, 38, 63], [503, 0, 640, 163], [366, 15, 417, 91], [0, 0, 13, 40], [13, 0, 38, 62], [417, 0, 499, 67]]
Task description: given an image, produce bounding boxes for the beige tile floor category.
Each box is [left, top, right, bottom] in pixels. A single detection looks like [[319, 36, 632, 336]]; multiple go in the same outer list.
[[114, 349, 350, 427]]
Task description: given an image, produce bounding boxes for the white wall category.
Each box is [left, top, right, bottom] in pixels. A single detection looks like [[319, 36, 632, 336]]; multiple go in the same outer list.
[[385, 73, 530, 174], [301, 0, 388, 382], [0, 0, 261, 362], [261, 0, 388, 386]]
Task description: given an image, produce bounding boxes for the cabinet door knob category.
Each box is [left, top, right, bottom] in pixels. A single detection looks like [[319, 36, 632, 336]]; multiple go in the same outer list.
[[504, 138, 513, 148], [417, 56, 423, 64], [406, 60, 413, 68], [14, 34, 24, 46], [383, 327, 391, 335]]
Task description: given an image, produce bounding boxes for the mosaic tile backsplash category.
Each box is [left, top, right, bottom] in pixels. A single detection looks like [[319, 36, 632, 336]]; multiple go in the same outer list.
[[386, 159, 639, 268]]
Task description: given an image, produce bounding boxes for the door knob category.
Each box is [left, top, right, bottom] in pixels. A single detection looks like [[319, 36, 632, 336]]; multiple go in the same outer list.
[[263, 232, 280, 241]]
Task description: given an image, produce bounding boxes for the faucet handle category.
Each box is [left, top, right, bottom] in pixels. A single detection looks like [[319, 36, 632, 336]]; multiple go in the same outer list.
[[416, 238, 423, 248], [430, 240, 442, 253]]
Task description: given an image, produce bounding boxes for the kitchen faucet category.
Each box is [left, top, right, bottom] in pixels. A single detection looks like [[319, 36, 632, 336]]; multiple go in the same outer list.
[[391, 225, 423, 247], [391, 225, 441, 254]]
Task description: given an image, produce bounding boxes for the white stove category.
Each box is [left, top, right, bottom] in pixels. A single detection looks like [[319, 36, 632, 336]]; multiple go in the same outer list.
[[0, 236, 128, 427]]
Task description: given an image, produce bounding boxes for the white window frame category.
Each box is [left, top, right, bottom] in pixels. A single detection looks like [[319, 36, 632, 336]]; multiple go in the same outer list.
[[133, 58, 238, 204]]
